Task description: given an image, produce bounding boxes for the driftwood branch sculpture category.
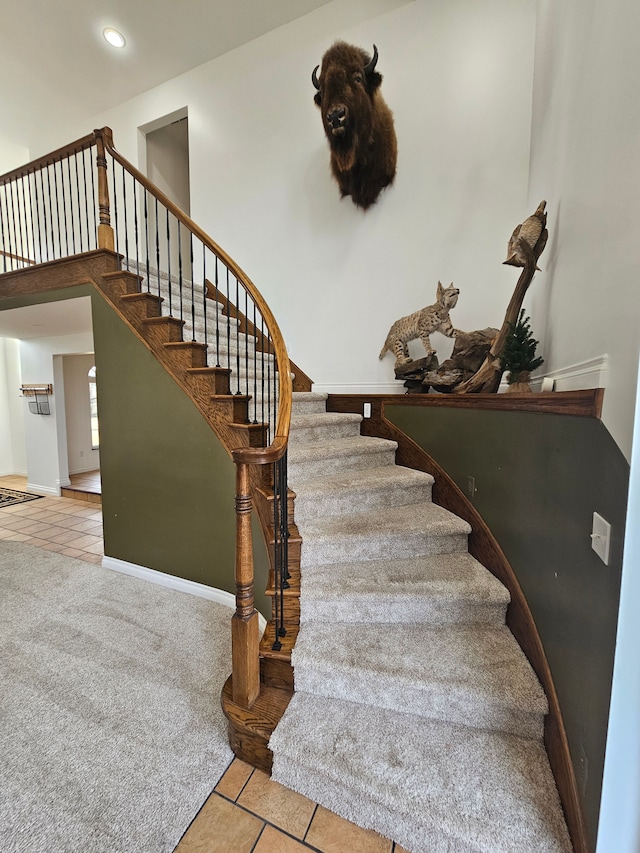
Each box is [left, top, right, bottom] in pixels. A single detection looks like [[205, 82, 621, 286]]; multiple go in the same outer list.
[[453, 201, 548, 394]]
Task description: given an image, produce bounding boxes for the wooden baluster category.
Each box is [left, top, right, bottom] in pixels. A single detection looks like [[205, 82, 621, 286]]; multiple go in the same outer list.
[[94, 130, 115, 251], [232, 460, 260, 708]]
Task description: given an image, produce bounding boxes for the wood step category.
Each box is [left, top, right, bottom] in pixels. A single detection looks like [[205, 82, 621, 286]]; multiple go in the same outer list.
[[184, 366, 232, 397], [142, 315, 185, 345], [221, 676, 293, 775], [260, 621, 299, 662], [120, 291, 162, 322], [162, 340, 208, 369], [100, 268, 144, 297]]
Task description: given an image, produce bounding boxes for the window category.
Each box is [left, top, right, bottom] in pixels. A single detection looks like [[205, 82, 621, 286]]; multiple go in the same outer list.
[[88, 365, 99, 450]]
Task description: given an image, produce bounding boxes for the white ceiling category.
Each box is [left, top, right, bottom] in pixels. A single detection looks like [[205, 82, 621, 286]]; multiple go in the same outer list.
[[0, 2, 332, 341], [0, 0, 333, 146], [0, 298, 93, 341]]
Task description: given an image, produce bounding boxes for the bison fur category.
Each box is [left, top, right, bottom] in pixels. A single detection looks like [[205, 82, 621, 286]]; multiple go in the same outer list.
[[312, 41, 397, 210]]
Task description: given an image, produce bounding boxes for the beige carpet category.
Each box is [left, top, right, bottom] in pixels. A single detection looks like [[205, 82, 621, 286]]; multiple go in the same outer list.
[[0, 541, 233, 853], [270, 392, 572, 853]]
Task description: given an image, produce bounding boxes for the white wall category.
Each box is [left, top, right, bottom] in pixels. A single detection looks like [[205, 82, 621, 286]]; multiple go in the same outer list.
[[597, 355, 640, 853], [0, 338, 26, 476], [528, 0, 640, 459], [19, 332, 94, 495], [31, 0, 536, 395], [62, 354, 100, 474], [0, 137, 28, 174]]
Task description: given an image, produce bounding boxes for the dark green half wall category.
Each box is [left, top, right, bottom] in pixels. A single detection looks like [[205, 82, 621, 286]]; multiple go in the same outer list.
[[386, 403, 629, 849]]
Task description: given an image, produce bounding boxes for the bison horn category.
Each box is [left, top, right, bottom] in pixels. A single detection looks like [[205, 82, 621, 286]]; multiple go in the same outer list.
[[363, 44, 379, 76], [312, 65, 320, 90]]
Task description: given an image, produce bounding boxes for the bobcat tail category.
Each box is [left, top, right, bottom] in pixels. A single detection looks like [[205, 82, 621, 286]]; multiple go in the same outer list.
[[379, 341, 389, 360]]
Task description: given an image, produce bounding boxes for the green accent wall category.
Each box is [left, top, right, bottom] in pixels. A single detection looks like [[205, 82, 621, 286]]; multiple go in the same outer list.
[[1, 284, 270, 617], [387, 404, 629, 848]]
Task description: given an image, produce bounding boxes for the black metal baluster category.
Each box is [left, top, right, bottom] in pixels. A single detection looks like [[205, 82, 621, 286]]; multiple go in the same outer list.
[[252, 302, 258, 424], [267, 331, 273, 446], [165, 207, 171, 314], [37, 169, 47, 262], [8, 179, 18, 265], [271, 451, 289, 651], [52, 161, 62, 258], [235, 275, 241, 397], [244, 288, 250, 412], [27, 173, 38, 263], [144, 191, 151, 296], [202, 244, 208, 353], [0, 186, 7, 271], [74, 151, 83, 252], [19, 175, 30, 264], [64, 157, 74, 255], [260, 316, 266, 431], [88, 147, 97, 250], [177, 218, 183, 336], [190, 233, 195, 342], [121, 164, 129, 270], [155, 198, 161, 303], [133, 176, 140, 280], [110, 155, 120, 258], [226, 268, 232, 388], [214, 257, 221, 368], [46, 164, 55, 258]]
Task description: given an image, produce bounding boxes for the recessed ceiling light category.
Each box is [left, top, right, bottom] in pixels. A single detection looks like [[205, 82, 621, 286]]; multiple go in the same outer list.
[[103, 28, 126, 48]]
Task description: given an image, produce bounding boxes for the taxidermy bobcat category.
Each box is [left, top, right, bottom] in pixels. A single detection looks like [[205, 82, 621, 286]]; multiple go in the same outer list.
[[379, 281, 463, 368]]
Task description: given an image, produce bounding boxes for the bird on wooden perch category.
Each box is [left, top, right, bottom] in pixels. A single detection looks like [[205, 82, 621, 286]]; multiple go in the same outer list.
[[503, 200, 547, 269]]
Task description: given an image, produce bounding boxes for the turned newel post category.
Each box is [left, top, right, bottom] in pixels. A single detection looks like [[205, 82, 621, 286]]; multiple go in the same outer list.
[[231, 459, 260, 708], [94, 129, 115, 252]]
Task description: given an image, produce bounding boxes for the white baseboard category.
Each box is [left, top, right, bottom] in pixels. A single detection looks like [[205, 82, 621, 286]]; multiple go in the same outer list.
[[27, 482, 61, 497], [312, 382, 403, 396], [529, 354, 608, 393], [101, 555, 267, 634]]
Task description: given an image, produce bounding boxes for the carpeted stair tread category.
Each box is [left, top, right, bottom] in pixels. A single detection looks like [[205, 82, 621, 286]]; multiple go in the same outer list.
[[289, 411, 363, 443], [288, 435, 398, 481], [298, 501, 471, 565], [270, 694, 571, 853], [293, 465, 434, 522], [291, 391, 328, 414], [292, 621, 547, 738], [300, 552, 510, 624]]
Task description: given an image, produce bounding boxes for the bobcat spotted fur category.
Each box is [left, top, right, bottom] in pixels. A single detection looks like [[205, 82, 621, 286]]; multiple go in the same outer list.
[[379, 281, 463, 368]]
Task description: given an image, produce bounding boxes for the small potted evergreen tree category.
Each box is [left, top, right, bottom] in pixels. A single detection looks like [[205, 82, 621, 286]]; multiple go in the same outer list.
[[501, 309, 544, 393]]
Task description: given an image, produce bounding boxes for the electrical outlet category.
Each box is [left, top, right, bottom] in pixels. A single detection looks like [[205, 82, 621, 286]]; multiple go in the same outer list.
[[466, 476, 477, 500], [363, 402, 371, 418], [591, 512, 611, 565], [576, 743, 589, 796]]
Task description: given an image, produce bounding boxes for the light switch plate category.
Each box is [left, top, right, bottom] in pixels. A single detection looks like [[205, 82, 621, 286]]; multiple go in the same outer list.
[[591, 512, 611, 565]]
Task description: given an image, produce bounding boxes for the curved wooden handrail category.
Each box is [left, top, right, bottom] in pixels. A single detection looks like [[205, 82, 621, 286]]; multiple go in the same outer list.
[[0, 132, 97, 184], [97, 127, 292, 456]]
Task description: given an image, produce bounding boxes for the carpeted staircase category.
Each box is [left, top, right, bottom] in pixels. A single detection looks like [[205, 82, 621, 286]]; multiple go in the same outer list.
[[269, 392, 572, 853]]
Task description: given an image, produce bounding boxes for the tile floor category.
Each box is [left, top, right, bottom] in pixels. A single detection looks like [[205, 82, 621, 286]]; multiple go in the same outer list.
[[0, 474, 103, 564], [177, 758, 409, 853], [0, 474, 407, 852]]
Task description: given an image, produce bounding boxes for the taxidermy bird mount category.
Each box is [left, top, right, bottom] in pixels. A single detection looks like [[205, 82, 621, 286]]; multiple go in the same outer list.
[[453, 200, 549, 394], [503, 200, 548, 269]]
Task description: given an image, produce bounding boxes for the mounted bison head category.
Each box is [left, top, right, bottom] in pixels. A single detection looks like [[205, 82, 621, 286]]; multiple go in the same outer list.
[[312, 41, 397, 210]]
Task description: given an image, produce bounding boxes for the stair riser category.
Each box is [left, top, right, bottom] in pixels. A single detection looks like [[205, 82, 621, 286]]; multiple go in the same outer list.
[[300, 598, 508, 626], [291, 401, 329, 415], [289, 422, 362, 444], [271, 758, 422, 853], [289, 449, 397, 483], [292, 667, 544, 740], [300, 531, 468, 567], [294, 480, 434, 523]]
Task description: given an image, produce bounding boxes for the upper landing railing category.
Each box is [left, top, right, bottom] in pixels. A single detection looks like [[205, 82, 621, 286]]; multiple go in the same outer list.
[[0, 127, 291, 710]]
